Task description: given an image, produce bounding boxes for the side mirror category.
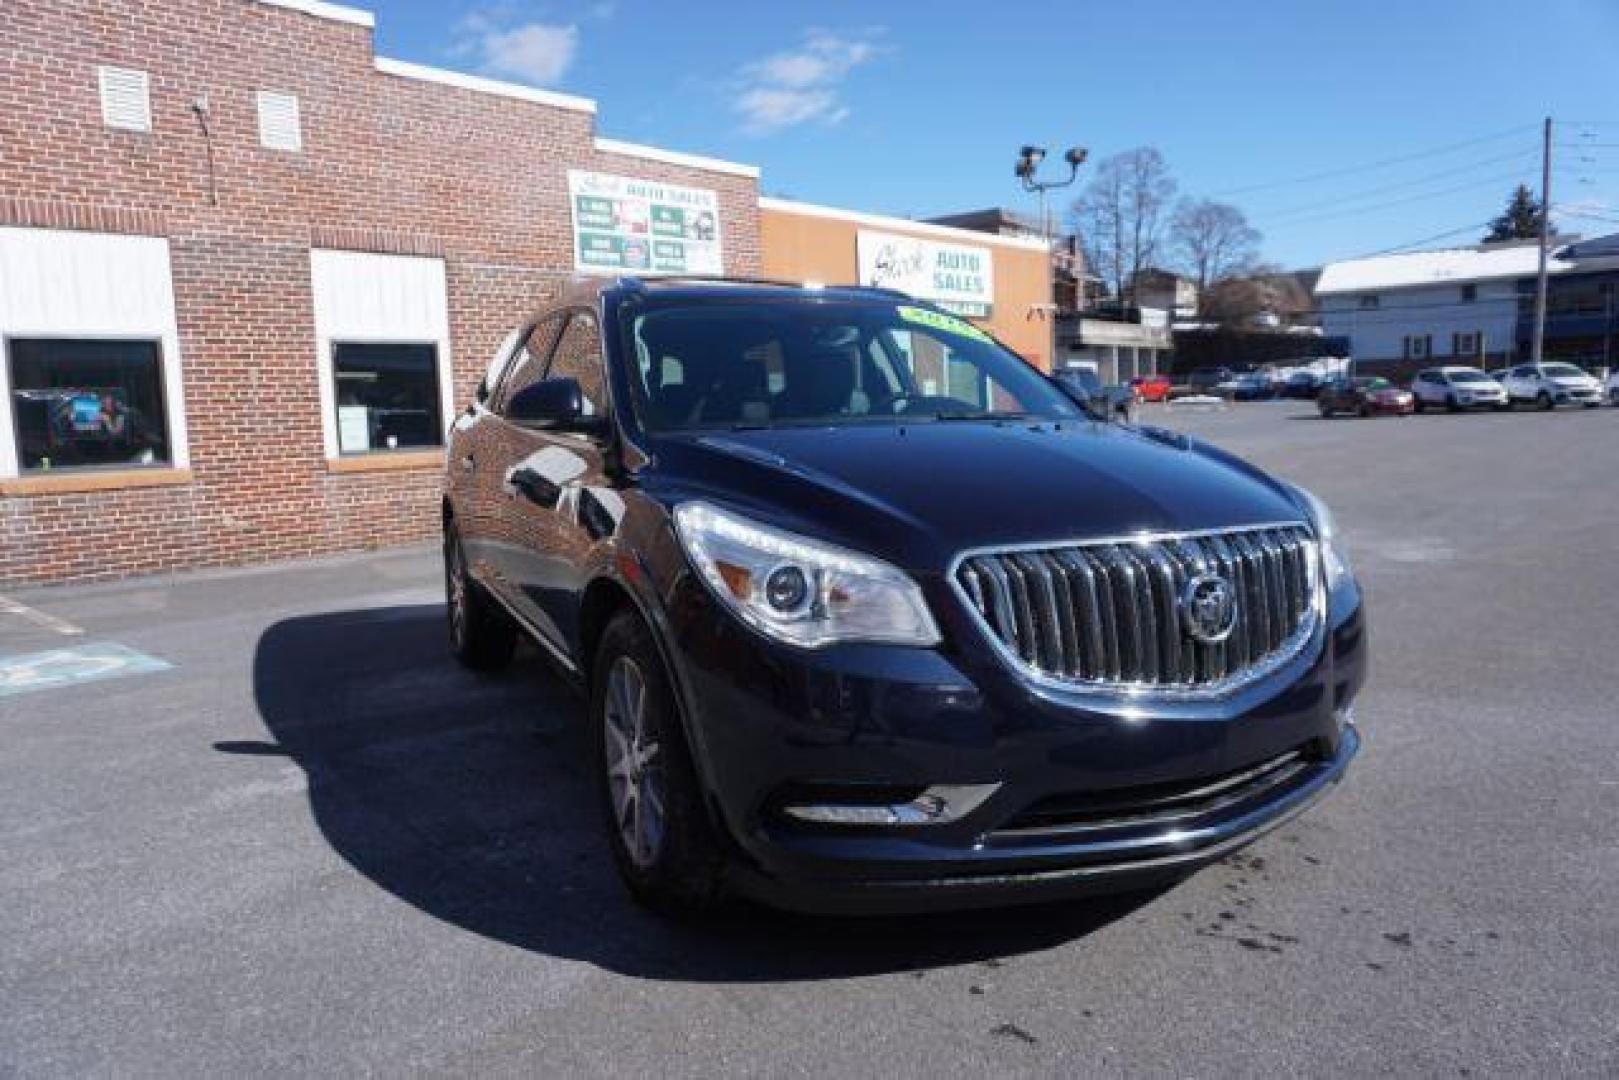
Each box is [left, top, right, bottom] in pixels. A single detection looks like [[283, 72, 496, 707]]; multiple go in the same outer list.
[[1053, 374, 1134, 423], [1099, 384, 1137, 421], [506, 377, 605, 435]]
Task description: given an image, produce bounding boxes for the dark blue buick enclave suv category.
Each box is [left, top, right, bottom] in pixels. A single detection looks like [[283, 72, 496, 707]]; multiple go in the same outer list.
[[442, 276, 1364, 914]]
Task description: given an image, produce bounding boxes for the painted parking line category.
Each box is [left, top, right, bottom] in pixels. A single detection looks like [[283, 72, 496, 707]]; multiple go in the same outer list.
[[0, 643, 171, 700], [0, 595, 84, 636]]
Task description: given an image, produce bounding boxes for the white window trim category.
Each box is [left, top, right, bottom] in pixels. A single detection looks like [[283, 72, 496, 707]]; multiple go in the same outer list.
[[308, 250, 453, 460], [0, 229, 190, 479]]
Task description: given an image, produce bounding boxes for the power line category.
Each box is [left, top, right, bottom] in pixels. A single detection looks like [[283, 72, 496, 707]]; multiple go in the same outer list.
[[1210, 123, 1537, 197], [1250, 147, 1537, 218], [1558, 208, 1619, 226], [1351, 221, 1496, 259], [1263, 170, 1532, 227]]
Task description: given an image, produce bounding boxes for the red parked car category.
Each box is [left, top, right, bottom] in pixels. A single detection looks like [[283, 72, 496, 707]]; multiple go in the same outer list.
[[1131, 374, 1173, 402], [1317, 376, 1414, 417]]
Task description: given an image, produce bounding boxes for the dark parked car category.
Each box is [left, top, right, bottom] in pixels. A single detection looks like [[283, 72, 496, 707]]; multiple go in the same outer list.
[[442, 277, 1365, 914], [1187, 366, 1235, 394], [1317, 376, 1414, 417], [1230, 373, 1275, 401], [1283, 371, 1323, 399]]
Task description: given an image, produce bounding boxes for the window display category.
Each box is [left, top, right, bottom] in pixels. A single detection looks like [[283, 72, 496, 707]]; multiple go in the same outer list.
[[332, 342, 442, 454], [8, 339, 170, 471]]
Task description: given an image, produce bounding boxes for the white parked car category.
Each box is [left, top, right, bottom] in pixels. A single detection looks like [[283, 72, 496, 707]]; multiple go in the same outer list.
[[1501, 363, 1604, 409], [1410, 366, 1508, 412]]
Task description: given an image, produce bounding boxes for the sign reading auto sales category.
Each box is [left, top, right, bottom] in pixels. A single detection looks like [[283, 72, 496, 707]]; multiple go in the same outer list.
[[857, 230, 994, 318], [569, 170, 723, 276]]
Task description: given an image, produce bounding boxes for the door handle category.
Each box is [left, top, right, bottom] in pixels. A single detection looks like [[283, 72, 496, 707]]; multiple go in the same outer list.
[[507, 466, 561, 508]]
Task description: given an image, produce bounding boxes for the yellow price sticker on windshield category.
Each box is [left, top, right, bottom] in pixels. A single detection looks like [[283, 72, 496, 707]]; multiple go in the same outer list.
[[897, 305, 993, 343]]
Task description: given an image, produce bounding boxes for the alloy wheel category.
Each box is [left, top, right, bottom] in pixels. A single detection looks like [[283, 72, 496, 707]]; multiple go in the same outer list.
[[603, 657, 665, 869], [446, 534, 467, 649]]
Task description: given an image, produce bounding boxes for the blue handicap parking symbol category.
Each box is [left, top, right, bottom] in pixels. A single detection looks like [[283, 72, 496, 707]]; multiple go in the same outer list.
[[0, 642, 171, 700]]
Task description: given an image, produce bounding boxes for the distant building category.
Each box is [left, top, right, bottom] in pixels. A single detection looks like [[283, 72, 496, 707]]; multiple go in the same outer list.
[[1314, 235, 1619, 377], [1131, 269, 1199, 318], [927, 208, 1168, 383]]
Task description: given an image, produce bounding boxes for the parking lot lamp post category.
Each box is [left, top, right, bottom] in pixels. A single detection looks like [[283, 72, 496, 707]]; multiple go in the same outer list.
[[1016, 146, 1087, 369]]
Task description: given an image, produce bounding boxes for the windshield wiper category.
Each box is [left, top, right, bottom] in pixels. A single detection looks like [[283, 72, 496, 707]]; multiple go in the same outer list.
[[927, 411, 1038, 423]]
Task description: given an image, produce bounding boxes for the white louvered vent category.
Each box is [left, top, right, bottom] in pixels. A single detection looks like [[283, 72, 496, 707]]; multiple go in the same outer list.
[[256, 90, 303, 152], [98, 66, 152, 132]]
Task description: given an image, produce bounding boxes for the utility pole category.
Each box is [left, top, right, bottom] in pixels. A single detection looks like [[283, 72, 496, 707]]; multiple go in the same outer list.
[[1531, 116, 1552, 365]]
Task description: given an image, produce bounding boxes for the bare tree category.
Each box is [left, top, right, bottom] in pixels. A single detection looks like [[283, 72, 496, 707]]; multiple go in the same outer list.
[[1071, 148, 1177, 302], [1170, 198, 1262, 302], [1199, 266, 1311, 327]]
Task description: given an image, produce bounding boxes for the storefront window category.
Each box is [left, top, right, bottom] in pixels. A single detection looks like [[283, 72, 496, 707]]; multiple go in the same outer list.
[[332, 342, 442, 454], [7, 338, 170, 472]]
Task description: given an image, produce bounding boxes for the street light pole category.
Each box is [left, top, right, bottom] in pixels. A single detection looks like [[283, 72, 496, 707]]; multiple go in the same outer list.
[[1015, 145, 1087, 372]]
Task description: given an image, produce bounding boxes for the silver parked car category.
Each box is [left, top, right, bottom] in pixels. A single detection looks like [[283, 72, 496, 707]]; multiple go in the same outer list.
[[1501, 363, 1604, 409], [1410, 366, 1508, 412]]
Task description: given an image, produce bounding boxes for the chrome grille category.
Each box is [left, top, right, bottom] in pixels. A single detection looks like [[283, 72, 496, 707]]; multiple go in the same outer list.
[[954, 525, 1319, 694]]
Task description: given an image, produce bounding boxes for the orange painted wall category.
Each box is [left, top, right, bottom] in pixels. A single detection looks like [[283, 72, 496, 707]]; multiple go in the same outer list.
[[760, 205, 1053, 371]]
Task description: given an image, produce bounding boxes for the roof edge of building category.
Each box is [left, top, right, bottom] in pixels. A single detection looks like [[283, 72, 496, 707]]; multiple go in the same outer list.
[[759, 197, 1050, 252], [373, 57, 598, 114], [593, 138, 759, 179], [255, 0, 374, 28]]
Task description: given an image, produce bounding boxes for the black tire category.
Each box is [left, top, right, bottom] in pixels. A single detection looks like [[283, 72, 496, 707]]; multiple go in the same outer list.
[[1319, 405, 1332, 418], [593, 610, 726, 915], [445, 522, 518, 671], [1538, 392, 1554, 411], [1412, 396, 1424, 413], [1445, 394, 1460, 413], [1359, 403, 1372, 418]]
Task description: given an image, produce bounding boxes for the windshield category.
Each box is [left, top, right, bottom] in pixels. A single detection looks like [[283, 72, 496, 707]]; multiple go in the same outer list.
[[1543, 364, 1587, 379], [622, 298, 1082, 431], [1448, 370, 1493, 384]]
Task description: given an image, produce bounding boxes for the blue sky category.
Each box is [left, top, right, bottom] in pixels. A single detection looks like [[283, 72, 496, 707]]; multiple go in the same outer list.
[[369, 0, 1619, 269]]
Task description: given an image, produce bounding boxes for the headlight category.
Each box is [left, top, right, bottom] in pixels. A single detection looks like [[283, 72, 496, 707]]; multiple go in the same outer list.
[[1290, 485, 1353, 592], [672, 501, 941, 649]]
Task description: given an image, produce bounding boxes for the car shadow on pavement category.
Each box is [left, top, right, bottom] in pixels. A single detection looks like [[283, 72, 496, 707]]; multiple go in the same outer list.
[[243, 604, 1160, 981]]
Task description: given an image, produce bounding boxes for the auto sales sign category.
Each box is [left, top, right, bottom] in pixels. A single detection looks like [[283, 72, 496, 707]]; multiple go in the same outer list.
[[856, 230, 994, 317]]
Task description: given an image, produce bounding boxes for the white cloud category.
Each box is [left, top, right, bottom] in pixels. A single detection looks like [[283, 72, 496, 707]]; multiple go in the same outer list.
[[452, 10, 579, 87], [734, 30, 882, 135]]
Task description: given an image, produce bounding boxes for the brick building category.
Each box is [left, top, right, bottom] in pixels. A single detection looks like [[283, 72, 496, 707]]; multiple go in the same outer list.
[[1, 0, 763, 585], [2, 0, 1069, 587]]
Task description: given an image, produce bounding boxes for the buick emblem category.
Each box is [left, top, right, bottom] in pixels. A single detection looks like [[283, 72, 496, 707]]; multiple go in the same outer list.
[[1180, 573, 1238, 644]]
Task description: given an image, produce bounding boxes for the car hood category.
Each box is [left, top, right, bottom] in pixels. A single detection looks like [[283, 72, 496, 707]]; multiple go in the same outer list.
[[648, 421, 1307, 571]]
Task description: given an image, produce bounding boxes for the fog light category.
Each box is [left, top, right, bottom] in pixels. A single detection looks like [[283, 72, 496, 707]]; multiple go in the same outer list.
[[780, 783, 1001, 826]]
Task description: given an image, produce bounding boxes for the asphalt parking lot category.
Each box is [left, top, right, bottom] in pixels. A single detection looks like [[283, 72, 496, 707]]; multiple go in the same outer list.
[[3, 400, 1617, 1077]]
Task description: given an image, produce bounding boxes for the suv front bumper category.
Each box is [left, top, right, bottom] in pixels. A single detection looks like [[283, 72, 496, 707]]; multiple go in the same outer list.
[[663, 575, 1367, 914]]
